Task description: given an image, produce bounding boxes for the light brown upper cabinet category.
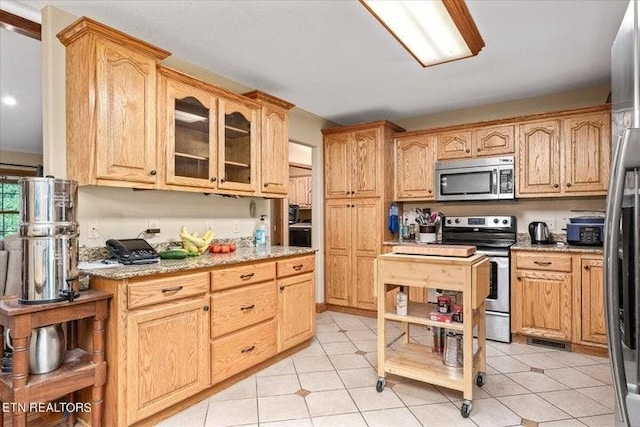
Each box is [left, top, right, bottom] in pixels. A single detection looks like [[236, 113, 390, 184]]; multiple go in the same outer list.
[[58, 17, 170, 188], [436, 130, 472, 160], [394, 134, 436, 200], [157, 66, 261, 195], [474, 124, 515, 156], [324, 123, 403, 199], [244, 91, 295, 198], [517, 119, 562, 196], [436, 125, 515, 161], [562, 112, 610, 194], [517, 110, 610, 198]]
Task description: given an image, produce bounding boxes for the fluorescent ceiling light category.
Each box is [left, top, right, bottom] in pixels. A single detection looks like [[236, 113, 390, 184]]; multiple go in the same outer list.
[[361, 0, 485, 67], [2, 96, 17, 106], [175, 110, 207, 123]]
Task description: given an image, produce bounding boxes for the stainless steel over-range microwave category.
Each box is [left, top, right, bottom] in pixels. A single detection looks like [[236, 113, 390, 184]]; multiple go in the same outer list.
[[435, 156, 515, 201]]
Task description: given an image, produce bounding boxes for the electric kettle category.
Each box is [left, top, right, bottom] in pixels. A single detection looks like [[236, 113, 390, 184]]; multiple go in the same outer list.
[[528, 221, 551, 244]]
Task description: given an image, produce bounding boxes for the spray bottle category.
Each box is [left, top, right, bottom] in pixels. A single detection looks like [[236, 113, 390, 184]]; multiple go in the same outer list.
[[255, 215, 267, 247]]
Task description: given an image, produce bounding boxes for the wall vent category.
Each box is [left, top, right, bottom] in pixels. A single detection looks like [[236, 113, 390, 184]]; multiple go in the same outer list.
[[527, 337, 570, 352]]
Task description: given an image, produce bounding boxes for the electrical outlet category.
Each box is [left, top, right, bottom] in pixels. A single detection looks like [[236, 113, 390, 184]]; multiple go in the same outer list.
[[148, 219, 160, 230], [88, 222, 99, 239]]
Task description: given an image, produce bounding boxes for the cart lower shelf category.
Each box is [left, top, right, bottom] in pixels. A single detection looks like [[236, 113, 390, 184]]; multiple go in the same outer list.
[[383, 342, 483, 392]]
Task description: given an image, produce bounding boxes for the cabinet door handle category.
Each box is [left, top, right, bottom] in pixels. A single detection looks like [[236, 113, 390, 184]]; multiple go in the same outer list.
[[264, 182, 273, 187], [293, 264, 303, 271], [465, 149, 470, 153], [554, 183, 559, 188], [516, 275, 522, 281], [345, 191, 350, 195], [351, 191, 355, 194], [533, 261, 552, 266], [584, 265, 590, 270], [241, 345, 256, 353], [240, 273, 255, 280], [566, 183, 572, 187], [428, 189, 433, 194], [220, 177, 227, 183], [477, 148, 482, 152], [149, 170, 157, 176], [240, 304, 255, 311], [161, 286, 183, 293], [203, 305, 210, 312], [210, 177, 217, 182]]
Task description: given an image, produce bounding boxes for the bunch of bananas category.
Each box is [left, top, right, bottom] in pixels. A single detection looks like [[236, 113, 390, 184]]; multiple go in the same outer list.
[[180, 226, 214, 255]]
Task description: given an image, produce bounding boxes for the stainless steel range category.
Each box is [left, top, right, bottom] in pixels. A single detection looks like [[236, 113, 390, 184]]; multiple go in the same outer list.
[[442, 215, 517, 343]]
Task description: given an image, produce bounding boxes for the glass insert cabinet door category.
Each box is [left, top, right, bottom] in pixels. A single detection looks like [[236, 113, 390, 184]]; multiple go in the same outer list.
[[165, 80, 217, 188], [218, 98, 259, 192]]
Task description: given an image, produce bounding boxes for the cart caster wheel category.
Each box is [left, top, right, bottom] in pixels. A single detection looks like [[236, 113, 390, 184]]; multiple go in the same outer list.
[[476, 372, 486, 387], [376, 378, 385, 392], [461, 401, 472, 418]]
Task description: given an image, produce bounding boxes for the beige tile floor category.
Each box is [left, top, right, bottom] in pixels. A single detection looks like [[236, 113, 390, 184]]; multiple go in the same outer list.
[[157, 311, 615, 427]]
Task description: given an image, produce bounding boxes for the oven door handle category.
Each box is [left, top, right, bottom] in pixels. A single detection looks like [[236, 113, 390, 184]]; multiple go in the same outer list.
[[492, 169, 498, 195], [476, 249, 509, 257]]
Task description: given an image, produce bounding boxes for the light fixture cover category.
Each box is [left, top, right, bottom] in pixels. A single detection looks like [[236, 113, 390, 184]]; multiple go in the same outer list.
[[361, 0, 485, 67]]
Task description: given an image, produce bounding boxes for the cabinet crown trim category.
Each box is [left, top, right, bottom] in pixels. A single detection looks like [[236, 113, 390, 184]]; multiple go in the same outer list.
[[395, 104, 611, 138], [57, 16, 171, 60], [322, 120, 405, 135], [243, 90, 295, 110]]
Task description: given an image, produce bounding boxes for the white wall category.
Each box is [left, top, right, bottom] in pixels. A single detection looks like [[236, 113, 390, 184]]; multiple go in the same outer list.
[[403, 198, 605, 235], [289, 142, 312, 166]]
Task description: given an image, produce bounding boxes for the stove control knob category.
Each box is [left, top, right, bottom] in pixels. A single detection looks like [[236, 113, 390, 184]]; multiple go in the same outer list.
[[455, 218, 461, 224], [493, 218, 499, 224], [447, 219, 452, 224], [502, 219, 508, 224]]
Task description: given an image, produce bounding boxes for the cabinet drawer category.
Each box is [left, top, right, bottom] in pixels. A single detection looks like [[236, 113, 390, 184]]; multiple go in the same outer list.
[[128, 272, 209, 309], [277, 255, 315, 278], [514, 252, 572, 272], [211, 281, 276, 338], [212, 319, 276, 384], [211, 261, 276, 291]]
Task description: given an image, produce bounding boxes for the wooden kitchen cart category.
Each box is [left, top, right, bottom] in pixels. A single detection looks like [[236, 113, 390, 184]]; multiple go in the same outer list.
[[0, 289, 112, 427], [375, 249, 489, 418]]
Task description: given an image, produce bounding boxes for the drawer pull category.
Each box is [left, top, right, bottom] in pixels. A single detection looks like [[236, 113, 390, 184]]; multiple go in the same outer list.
[[292, 264, 303, 271], [241, 345, 256, 353], [517, 276, 522, 281], [161, 286, 183, 293], [533, 261, 552, 266], [584, 265, 590, 270], [240, 304, 255, 311], [240, 273, 255, 280]]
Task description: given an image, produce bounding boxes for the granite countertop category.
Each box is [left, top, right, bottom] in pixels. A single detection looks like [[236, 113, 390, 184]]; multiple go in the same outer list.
[[384, 237, 603, 255], [79, 246, 317, 280], [510, 241, 603, 254]]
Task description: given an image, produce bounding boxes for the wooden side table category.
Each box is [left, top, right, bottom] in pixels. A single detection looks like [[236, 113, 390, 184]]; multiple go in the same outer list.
[[0, 289, 112, 427]]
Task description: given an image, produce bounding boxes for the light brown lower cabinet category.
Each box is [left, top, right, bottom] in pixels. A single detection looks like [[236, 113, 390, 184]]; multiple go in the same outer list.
[[278, 272, 315, 351], [511, 250, 606, 349], [86, 253, 315, 426], [127, 295, 210, 425], [580, 257, 607, 345]]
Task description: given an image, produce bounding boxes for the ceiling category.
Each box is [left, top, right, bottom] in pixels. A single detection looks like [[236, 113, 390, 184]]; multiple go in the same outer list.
[[0, 0, 630, 155]]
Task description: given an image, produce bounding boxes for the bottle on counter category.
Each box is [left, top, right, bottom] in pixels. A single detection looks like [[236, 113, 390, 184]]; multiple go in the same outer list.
[[255, 215, 268, 247]]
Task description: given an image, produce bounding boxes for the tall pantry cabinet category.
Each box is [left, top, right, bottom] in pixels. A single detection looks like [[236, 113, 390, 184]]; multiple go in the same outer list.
[[323, 121, 404, 311]]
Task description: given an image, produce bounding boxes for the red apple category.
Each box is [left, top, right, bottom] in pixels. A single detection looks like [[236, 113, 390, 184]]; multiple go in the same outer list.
[[221, 244, 230, 253], [229, 243, 236, 252], [210, 244, 222, 253]]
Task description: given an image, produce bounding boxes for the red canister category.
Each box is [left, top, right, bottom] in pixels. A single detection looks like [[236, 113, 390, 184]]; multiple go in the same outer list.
[[437, 295, 451, 313]]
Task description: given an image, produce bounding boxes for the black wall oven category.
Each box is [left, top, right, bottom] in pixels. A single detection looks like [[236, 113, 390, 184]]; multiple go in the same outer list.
[[289, 225, 312, 247]]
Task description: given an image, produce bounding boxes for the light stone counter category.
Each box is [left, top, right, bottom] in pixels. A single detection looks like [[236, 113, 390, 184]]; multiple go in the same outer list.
[[80, 246, 316, 280]]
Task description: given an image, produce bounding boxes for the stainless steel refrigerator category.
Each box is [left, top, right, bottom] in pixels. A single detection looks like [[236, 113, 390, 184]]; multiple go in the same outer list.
[[606, 0, 640, 425]]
